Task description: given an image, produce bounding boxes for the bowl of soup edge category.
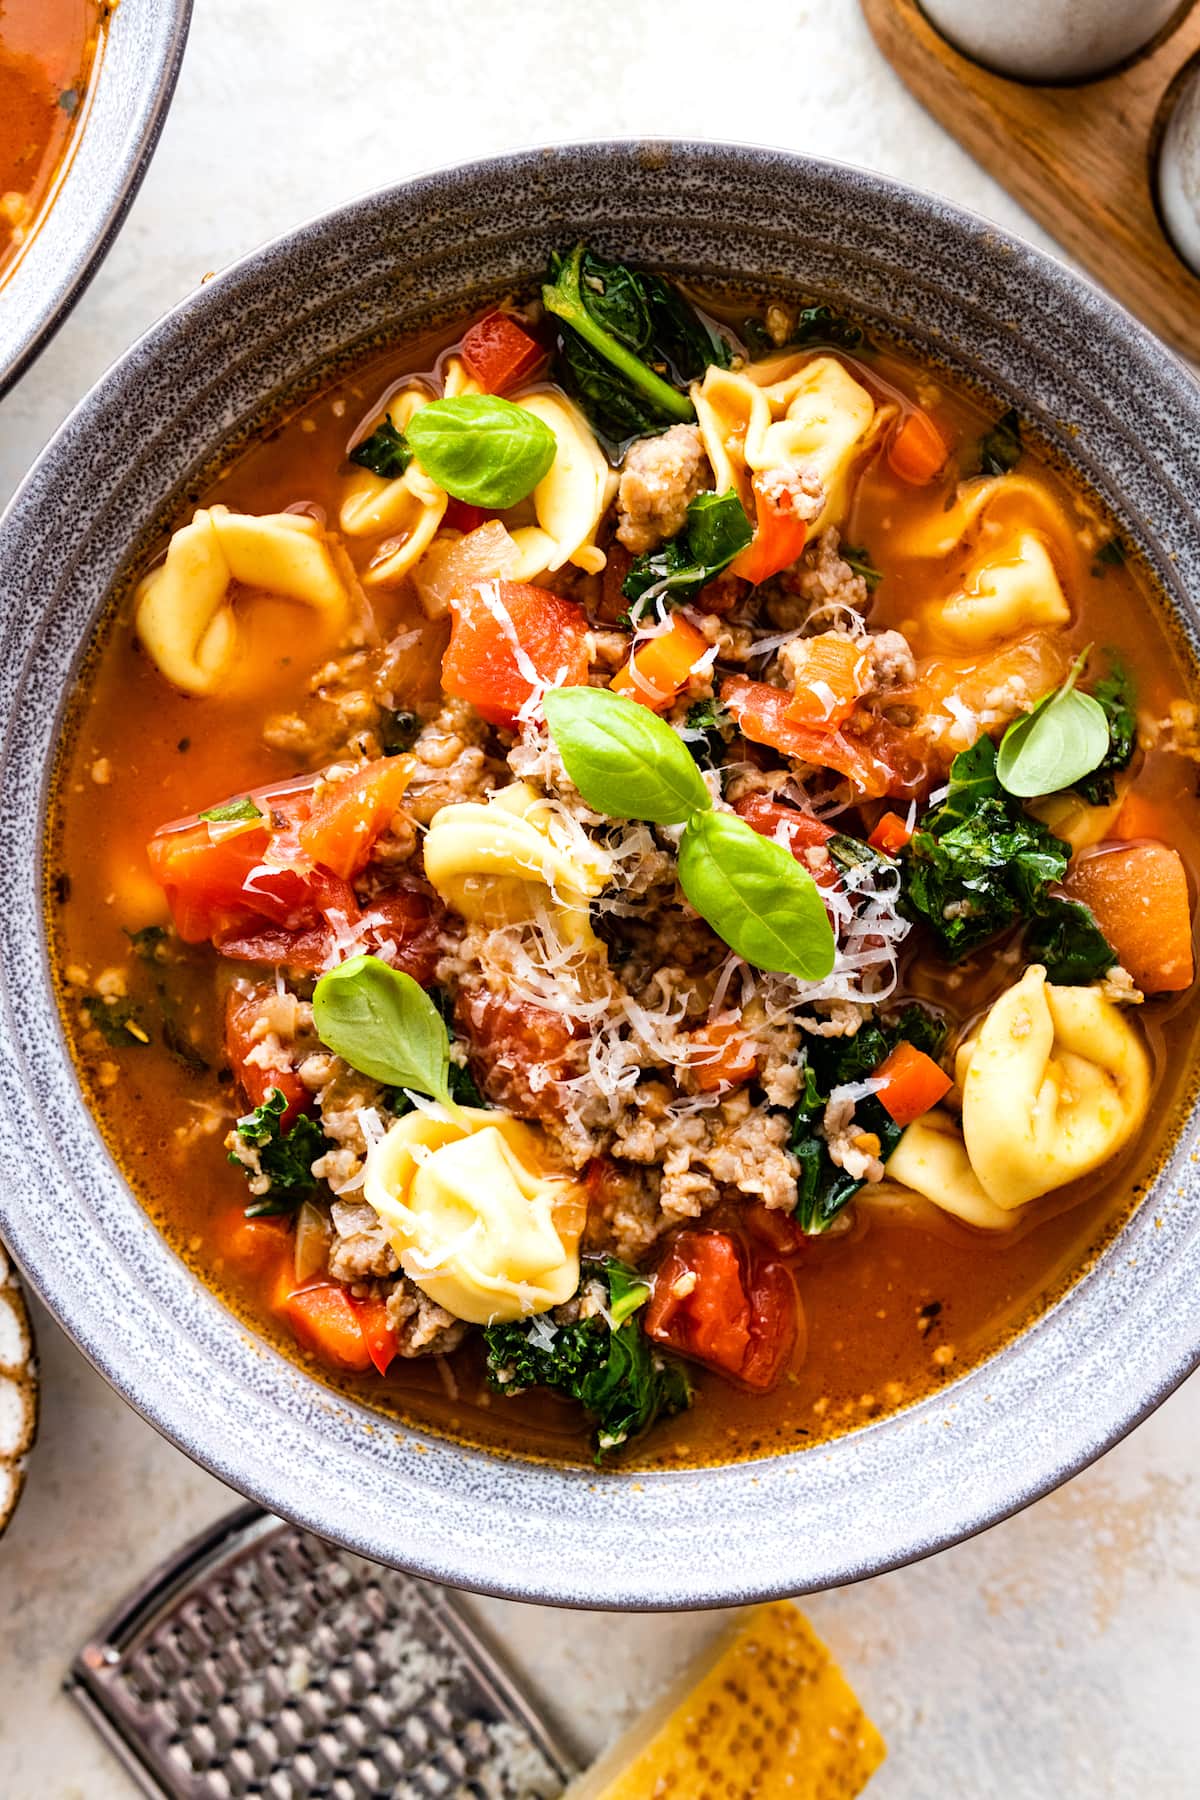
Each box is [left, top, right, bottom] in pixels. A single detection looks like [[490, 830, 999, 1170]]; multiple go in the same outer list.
[[3, 141, 1200, 1608], [0, 0, 192, 399]]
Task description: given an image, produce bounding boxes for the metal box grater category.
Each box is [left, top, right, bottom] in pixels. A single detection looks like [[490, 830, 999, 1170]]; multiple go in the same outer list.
[[66, 1505, 579, 1800]]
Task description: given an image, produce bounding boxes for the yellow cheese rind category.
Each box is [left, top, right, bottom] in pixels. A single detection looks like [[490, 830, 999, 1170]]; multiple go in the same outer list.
[[566, 1601, 885, 1800]]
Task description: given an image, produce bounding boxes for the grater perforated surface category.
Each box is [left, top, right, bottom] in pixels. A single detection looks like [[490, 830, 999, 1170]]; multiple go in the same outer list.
[[67, 1507, 576, 1800]]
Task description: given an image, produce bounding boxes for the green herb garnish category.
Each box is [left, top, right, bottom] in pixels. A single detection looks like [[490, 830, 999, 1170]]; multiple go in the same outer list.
[[312, 955, 456, 1110], [81, 995, 151, 1047], [1025, 897, 1117, 984], [483, 1258, 690, 1461], [198, 796, 262, 825], [681, 698, 733, 772], [976, 407, 1023, 476], [622, 488, 752, 614], [1076, 657, 1136, 805], [230, 1088, 327, 1215], [995, 649, 1110, 799], [126, 924, 168, 961], [403, 395, 556, 509], [350, 415, 413, 480], [840, 545, 883, 591], [543, 686, 711, 825]]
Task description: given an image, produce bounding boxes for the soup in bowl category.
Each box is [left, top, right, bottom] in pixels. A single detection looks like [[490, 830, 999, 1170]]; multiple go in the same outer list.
[[5, 144, 1200, 1605]]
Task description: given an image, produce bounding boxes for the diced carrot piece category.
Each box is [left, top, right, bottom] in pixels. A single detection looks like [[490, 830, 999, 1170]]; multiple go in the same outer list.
[[442, 580, 590, 729], [888, 410, 949, 485], [783, 633, 869, 730], [353, 1296, 399, 1376], [1113, 791, 1162, 842], [1064, 843, 1194, 994], [721, 675, 895, 798], [690, 1018, 758, 1093], [460, 311, 545, 394], [282, 1283, 373, 1372], [873, 1042, 952, 1127], [297, 756, 413, 881], [868, 810, 913, 856], [729, 473, 808, 585], [213, 1204, 291, 1277], [610, 615, 710, 711]]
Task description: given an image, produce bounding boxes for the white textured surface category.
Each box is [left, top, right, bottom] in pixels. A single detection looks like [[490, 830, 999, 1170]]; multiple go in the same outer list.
[[0, 1, 1198, 1795]]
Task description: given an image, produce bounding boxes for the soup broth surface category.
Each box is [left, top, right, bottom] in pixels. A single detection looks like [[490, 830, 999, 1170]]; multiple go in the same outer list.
[[49, 275, 1200, 1468], [0, 0, 103, 280]]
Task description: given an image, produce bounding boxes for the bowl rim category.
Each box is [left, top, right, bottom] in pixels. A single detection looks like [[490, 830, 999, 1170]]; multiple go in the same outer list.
[[0, 0, 193, 400], [4, 137, 1200, 1610]]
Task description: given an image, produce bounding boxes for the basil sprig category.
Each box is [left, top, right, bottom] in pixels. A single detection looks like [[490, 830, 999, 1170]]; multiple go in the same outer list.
[[405, 395, 556, 509], [543, 687, 835, 980], [678, 810, 836, 980], [543, 687, 710, 823], [996, 649, 1111, 799], [313, 954, 456, 1110]]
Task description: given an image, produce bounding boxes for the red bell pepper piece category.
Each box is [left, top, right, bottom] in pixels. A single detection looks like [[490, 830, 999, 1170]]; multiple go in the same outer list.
[[460, 311, 545, 395]]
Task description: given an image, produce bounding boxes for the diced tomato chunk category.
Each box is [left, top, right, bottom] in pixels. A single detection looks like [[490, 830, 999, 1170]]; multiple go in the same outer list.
[[298, 757, 412, 881], [722, 675, 895, 798], [872, 1042, 952, 1127], [442, 581, 591, 729], [454, 987, 583, 1117], [225, 984, 312, 1126], [645, 1229, 798, 1392], [460, 311, 545, 395], [282, 1283, 373, 1372], [442, 499, 491, 534], [732, 794, 838, 889], [352, 1296, 399, 1376]]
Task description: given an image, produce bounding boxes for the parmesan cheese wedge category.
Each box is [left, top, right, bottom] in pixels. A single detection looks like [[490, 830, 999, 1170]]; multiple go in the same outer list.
[[0, 1241, 37, 1537], [566, 1601, 885, 1799]]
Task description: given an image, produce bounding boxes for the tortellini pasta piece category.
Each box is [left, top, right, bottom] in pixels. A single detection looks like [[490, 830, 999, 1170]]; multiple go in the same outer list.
[[339, 381, 448, 585], [363, 1107, 586, 1323], [134, 505, 350, 696], [956, 967, 1150, 1209], [934, 530, 1071, 650], [423, 781, 613, 948], [510, 389, 617, 575], [884, 1112, 1013, 1232], [692, 354, 882, 532]]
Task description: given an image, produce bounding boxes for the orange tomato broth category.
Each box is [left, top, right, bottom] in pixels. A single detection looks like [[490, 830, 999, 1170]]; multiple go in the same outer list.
[[46, 301, 1200, 1470], [0, 0, 103, 279]]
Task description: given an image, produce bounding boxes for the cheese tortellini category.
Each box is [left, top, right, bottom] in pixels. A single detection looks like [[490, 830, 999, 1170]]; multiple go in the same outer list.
[[339, 381, 449, 585], [692, 354, 882, 532], [134, 505, 350, 695], [887, 967, 1151, 1226], [363, 1107, 586, 1324], [511, 388, 617, 576], [423, 781, 613, 948]]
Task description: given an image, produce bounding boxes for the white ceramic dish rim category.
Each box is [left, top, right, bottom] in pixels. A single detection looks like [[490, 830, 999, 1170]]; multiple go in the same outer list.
[[1, 139, 1199, 1609]]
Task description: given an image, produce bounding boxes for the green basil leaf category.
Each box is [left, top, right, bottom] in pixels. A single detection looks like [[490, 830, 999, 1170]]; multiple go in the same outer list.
[[543, 686, 712, 825], [198, 796, 262, 824], [404, 395, 556, 509], [996, 652, 1111, 798], [677, 810, 836, 979], [313, 954, 452, 1106]]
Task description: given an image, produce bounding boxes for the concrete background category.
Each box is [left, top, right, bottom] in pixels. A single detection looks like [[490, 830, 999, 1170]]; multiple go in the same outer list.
[[2, 2, 1199, 1795]]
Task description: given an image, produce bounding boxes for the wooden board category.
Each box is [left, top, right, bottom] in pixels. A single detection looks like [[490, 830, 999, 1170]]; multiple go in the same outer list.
[[861, 0, 1200, 362]]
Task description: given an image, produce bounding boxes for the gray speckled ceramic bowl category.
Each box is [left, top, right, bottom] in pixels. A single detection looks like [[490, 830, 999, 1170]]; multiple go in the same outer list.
[[2, 142, 1200, 1609], [0, 0, 191, 398]]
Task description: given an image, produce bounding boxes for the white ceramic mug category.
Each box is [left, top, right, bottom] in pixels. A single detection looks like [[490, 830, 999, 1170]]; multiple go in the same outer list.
[[1158, 62, 1200, 274], [920, 0, 1186, 82]]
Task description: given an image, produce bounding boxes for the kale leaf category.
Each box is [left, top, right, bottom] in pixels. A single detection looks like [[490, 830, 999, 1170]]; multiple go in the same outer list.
[[742, 304, 866, 356], [81, 994, 151, 1048], [230, 1088, 327, 1216], [1076, 658, 1136, 806], [350, 417, 412, 480], [1025, 897, 1117, 984], [622, 489, 751, 615], [902, 738, 1071, 961], [482, 1257, 691, 1461], [976, 408, 1023, 476], [543, 245, 727, 446], [790, 1004, 948, 1234]]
